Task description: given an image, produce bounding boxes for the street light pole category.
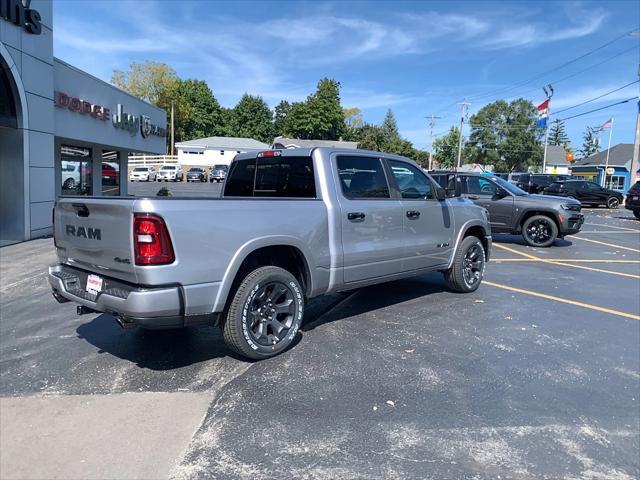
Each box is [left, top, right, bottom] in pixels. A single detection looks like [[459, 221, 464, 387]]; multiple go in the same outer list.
[[426, 114, 441, 170], [456, 101, 470, 170]]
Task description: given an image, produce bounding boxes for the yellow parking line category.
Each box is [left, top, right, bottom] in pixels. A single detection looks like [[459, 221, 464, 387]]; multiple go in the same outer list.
[[584, 223, 640, 232], [492, 258, 640, 264], [493, 243, 640, 279], [571, 236, 640, 253], [483, 281, 640, 321]]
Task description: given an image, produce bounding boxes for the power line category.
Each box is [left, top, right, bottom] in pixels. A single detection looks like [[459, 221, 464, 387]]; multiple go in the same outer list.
[[465, 28, 638, 102], [558, 97, 636, 122], [553, 80, 639, 115]]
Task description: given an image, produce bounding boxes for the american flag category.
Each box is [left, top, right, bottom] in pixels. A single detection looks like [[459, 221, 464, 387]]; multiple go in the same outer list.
[[599, 118, 613, 130]]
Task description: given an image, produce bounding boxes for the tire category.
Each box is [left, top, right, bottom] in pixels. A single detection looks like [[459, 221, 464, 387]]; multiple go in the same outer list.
[[444, 236, 486, 293], [607, 197, 620, 209], [634, 211, 640, 220], [522, 215, 558, 247], [63, 178, 76, 190], [222, 266, 304, 360]]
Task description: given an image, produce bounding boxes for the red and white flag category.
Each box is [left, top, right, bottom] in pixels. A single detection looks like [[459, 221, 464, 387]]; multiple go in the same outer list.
[[599, 118, 613, 130], [536, 99, 550, 128]]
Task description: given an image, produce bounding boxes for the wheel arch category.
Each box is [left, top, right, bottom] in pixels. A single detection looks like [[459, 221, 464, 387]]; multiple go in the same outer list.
[[515, 208, 560, 234], [448, 220, 490, 268], [213, 237, 314, 313]]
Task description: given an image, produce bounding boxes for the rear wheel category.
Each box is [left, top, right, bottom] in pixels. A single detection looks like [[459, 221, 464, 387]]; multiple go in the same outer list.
[[522, 215, 558, 247], [607, 197, 620, 209], [444, 236, 485, 293], [222, 266, 304, 360]]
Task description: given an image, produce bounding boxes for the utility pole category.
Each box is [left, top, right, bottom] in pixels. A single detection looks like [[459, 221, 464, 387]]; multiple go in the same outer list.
[[541, 84, 554, 173], [170, 100, 175, 156], [426, 114, 442, 170], [456, 101, 470, 170], [631, 62, 640, 184]]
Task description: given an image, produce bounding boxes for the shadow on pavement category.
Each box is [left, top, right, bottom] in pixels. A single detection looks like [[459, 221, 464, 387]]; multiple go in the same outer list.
[[492, 233, 573, 248], [76, 314, 236, 369], [303, 273, 448, 332]]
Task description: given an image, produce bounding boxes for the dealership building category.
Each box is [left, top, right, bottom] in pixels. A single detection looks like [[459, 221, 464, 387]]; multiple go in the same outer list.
[[1, 1, 166, 246]]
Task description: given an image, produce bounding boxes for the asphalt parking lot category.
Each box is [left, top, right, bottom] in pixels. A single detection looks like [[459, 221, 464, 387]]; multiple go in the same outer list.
[[1, 184, 639, 480]]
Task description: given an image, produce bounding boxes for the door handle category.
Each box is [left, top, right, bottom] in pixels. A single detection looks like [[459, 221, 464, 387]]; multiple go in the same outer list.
[[347, 212, 366, 220], [406, 210, 421, 219]]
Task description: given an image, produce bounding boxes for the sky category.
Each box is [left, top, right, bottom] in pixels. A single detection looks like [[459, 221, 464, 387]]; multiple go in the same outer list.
[[53, 0, 640, 152]]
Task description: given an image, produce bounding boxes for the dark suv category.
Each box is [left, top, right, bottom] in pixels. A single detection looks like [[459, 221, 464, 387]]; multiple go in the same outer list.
[[430, 172, 583, 247], [516, 173, 574, 194], [624, 181, 640, 219], [543, 180, 623, 209]]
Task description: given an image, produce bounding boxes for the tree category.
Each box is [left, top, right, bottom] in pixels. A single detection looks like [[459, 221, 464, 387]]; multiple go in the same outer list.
[[177, 79, 225, 141], [273, 101, 292, 137], [343, 107, 363, 141], [579, 126, 600, 158], [111, 61, 179, 112], [230, 94, 273, 143], [548, 119, 572, 152], [356, 124, 386, 151], [433, 127, 462, 168], [381, 109, 400, 144], [466, 98, 543, 172], [284, 78, 345, 140]]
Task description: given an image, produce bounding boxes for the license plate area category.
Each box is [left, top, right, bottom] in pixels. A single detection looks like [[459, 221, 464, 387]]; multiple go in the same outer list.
[[86, 274, 104, 294]]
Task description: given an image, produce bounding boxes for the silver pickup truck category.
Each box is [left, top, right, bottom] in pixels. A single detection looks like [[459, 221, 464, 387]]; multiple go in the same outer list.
[[49, 148, 491, 359]]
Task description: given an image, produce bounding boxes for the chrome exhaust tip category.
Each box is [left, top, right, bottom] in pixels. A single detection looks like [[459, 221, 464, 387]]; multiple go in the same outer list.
[[114, 315, 137, 330]]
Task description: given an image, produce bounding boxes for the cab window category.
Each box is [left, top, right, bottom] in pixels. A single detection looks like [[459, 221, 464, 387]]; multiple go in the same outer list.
[[337, 156, 390, 199], [388, 160, 434, 199]]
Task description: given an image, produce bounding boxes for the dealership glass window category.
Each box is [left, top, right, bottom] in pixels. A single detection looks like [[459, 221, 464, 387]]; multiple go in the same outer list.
[[606, 175, 625, 190], [60, 145, 92, 196], [102, 150, 120, 196]]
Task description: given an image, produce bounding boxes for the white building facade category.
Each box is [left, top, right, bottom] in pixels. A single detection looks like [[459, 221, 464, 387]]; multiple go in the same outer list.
[[1, 1, 166, 246], [176, 136, 269, 167]]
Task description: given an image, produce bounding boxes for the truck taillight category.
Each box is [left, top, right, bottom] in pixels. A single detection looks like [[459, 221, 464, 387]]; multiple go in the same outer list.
[[133, 213, 175, 265]]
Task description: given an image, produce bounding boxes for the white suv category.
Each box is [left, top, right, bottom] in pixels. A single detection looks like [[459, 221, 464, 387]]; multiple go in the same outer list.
[[157, 165, 184, 182], [129, 166, 157, 182]]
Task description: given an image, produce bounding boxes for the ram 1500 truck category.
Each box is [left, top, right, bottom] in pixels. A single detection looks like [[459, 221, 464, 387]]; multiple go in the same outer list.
[[49, 148, 491, 359]]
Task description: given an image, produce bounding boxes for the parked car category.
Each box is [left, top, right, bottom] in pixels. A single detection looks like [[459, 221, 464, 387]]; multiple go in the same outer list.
[[50, 148, 491, 360], [102, 163, 119, 185], [625, 181, 640, 219], [516, 173, 574, 194], [543, 180, 624, 209], [430, 171, 583, 247], [157, 165, 184, 182], [209, 164, 228, 183], [61, 161, 81, 190], [129, 166, 156, 182], [186, 167, 207, 182]]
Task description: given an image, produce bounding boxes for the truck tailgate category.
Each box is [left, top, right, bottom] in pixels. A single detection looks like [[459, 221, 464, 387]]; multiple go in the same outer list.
[[54, 198, 138, 283]]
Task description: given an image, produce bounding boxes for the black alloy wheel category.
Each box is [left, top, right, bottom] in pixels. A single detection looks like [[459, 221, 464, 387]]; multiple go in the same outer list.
[[222, 266, 304, 360], [462, 243, 484, 288], [247, 282, 297, 347], [607, 197, 620, 209], [522, 215, 558, 247]]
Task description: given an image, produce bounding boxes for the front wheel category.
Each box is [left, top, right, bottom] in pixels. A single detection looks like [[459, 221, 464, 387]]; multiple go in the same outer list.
[[634, 211, 640, 220], [522, 215, 558, 247], [607, 197, 620, 209], [444, 236, 485, 293], [222, 266, 304, 360]]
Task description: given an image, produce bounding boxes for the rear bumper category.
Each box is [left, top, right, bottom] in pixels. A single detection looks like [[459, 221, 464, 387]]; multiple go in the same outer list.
[[48, 264, 216, 329]]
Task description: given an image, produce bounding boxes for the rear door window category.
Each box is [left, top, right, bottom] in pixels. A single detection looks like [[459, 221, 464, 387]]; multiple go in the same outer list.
[[336, 156, 390, 199]]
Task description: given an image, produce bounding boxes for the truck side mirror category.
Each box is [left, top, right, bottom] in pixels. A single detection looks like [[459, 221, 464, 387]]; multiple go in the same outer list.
[[445, 177, 462, 198], [435, 187, 446, 201]]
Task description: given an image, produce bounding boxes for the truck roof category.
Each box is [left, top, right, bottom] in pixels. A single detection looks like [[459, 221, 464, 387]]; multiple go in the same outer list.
[[234, 147, 417, 163]]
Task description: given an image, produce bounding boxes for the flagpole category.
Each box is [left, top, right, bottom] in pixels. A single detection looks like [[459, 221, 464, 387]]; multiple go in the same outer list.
[[602, 117, 614, 187], [542, 125, 549, 173]]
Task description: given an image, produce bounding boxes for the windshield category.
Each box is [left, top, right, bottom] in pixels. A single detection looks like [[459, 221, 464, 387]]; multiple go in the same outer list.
[[133, 167, 148, 171], [189, 168, 202, 172], [161, 166, 176, 170], [213, 165, 228, 170], [491, 176, 527, 195]]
